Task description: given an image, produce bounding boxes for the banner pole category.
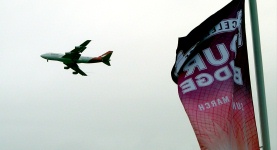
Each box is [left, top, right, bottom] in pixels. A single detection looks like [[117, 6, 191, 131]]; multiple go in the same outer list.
[[248, 0, 271, 149]]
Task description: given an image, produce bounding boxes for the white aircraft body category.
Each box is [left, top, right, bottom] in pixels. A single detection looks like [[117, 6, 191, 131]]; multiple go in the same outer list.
[[41, 40, 113, 76]]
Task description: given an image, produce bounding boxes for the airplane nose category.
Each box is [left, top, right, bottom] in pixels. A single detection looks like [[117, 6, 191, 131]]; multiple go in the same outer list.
[[40, 54, 46, 58], [41, 53, 51, 62]]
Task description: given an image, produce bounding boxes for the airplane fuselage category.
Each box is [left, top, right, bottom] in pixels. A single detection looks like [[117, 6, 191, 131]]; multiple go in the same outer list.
[[41, 53, 102, 64]]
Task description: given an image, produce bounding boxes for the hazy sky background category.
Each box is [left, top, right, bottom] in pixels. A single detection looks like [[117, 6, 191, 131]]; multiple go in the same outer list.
[[0, 0, 276, 149]]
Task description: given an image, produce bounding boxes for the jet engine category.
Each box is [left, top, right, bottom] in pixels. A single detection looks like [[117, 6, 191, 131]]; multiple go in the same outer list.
[[72, 72, 78, 75], [64, 66, 69, 69]]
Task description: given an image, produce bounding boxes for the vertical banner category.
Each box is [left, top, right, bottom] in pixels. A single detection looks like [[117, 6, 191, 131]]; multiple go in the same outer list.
[[171, 0, 259, 149]]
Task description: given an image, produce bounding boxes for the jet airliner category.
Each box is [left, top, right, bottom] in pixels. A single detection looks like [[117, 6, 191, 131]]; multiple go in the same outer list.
[[41, 40, 113, 76]]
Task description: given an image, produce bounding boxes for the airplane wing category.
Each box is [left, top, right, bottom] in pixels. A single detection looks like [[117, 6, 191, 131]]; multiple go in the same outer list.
[[70, 40, 91, 53], [64, 63, 87, 76], [62, 40, 91, 60]]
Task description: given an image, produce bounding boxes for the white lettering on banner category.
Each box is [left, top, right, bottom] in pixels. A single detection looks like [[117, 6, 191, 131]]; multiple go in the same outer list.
[[203, 44, 229, 66], [206, 19, 238, 38], [232, 102, 244, 110], [179, 78, 197, 94], [180, 63, 234, 94], [195, 73, 214, 87], [198, 96, 244, 111], [230, 34, 238, 57], [183, 43, 231, 77], [180, 62, 243, 94], [229, 60, 243, 85], [183, 54, 207, 77], [179, 42, 243, 94], [214, 66, 232, 81], [206, 10, 243, 46], [174, 43, 199, 77], [173, 10, 243, 77]]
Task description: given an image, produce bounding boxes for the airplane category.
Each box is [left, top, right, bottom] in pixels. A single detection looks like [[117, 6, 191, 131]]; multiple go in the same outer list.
[[40, 40, 113, 76]]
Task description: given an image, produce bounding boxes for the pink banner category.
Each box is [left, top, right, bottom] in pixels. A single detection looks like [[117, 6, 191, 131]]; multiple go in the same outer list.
[[172, 0, 259, 149]]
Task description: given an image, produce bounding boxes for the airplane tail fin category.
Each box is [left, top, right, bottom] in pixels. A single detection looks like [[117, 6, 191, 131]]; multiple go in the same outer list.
[[101, 51, 113, 66]]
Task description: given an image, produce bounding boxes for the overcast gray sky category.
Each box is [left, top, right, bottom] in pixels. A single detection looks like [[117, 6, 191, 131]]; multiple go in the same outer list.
[[0, 0, 276, 149]]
